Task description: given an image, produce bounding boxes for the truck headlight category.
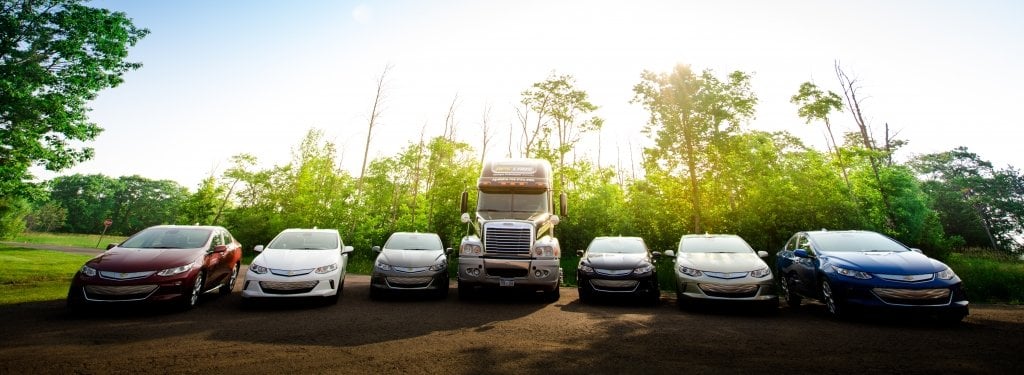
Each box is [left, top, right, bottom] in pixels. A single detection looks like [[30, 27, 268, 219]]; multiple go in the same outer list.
[[461, 243, 482, 256], [533, 245, 558, 257]]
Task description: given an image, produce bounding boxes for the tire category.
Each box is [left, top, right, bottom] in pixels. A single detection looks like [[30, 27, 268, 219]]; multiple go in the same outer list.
[[66, 287, 86, 316], [647, 289, 660, 306], [436, 279, 450, 300], [219, 263, 240, 295], [543, 286, 560, 303], [369, 286, 383, 300], [676, 289, 687, 311], [821, 279, 843, 318], [328, 279, 344, 305], [458, 281, 475, 301], [780, 274, 802, 308], [181, 272, 204, 310], [578, 286, 592, 304]]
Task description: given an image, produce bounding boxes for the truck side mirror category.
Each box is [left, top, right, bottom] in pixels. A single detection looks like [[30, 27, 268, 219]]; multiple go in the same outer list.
[[460, 191, 469, 214], [559, 192, 567, 217]]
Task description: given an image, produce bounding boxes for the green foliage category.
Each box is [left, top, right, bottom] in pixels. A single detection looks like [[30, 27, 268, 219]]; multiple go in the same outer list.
[[0, 246, 93, 305], [0, 197, 30, 239], [45, 174, 187, 235], [12, 231, 126, 248], [947, 249, 1024, 304], [0, 0, 148, 199], [25, 201, 67, 232], [177, 176, 224, 225]]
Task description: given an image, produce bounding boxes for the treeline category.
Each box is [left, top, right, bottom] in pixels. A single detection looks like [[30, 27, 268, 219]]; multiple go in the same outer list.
[[13, 66, 1024, 259]]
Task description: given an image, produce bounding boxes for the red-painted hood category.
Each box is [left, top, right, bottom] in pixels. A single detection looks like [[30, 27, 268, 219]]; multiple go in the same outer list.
[[87, 248, 202, 272]]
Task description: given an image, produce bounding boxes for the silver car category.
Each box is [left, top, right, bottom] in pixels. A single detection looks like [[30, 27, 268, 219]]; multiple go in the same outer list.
[[370, 232, 452, 299], [665, 234, 778, 310]]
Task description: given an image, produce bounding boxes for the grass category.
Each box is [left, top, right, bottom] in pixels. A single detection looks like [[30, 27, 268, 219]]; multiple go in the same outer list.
[[0, 245, 92, 305], [947, 248, 1024, 304], [12, 231, 128, 249]]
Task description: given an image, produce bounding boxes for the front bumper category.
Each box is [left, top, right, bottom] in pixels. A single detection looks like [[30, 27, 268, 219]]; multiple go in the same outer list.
[[240, 269, 342, 298], [67, 270, 199, 305], [457, 257, 561, 290], [675, 272, 778, 304], [828, 276, 969, 316], [577, 271, 659, 297], [371, 268, 449, 291]]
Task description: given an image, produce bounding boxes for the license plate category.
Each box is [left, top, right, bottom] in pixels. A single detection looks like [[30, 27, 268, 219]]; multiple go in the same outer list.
[[499, 279, 514, 287]]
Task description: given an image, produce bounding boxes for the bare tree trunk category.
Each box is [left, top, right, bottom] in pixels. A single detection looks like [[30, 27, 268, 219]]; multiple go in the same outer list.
[[835, 62, 895, 229], [410, 124, 426, 226], [443, 94, 459, 142], [681, 115, 703, 233], [479, 103, 493, 164], [211, 177, 238, 225], [354, 64, 391, 200]]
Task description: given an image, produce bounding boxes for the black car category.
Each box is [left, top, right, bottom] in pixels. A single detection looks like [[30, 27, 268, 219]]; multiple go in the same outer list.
[[576, 236, 660, 304]]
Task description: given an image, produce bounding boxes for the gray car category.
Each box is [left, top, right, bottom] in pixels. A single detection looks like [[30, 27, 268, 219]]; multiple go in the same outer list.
[[665, 234, 778, 310], [370, 232, 452, 299]]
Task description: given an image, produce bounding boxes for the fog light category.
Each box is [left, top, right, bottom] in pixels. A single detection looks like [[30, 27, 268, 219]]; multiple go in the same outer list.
[[534, 270, 543, 278], [542, 269, 550, 277], [468, 268, 481, 277]]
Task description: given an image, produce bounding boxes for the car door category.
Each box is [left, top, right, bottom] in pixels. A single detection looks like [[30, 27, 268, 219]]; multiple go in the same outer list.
[[204, 230, 227, 286], [789, 234, 821, 296]]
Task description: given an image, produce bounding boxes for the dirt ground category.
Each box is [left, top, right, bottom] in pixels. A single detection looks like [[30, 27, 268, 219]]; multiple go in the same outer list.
[[1, 273, 1023, 375]]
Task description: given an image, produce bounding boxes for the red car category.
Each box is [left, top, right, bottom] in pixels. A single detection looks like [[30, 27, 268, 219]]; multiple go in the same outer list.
[[67, 225, 243, 312]]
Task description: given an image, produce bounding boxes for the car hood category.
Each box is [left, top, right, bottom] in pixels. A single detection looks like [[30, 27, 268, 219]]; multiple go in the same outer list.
[[254, 249, 340, 269], [377, 249, 445, 267], [676, 252, 768, 272], [87, 248, 201, 272], [823, 250, 945, 274], [583, 253, 649, 270]]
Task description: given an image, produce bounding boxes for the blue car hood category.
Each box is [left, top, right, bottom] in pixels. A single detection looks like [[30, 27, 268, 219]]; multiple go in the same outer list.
[[823, 250, 944, 275]]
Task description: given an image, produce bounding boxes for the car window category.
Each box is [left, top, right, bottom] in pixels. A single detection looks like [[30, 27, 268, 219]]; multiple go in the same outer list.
[[211, 231, 225, 247], [268, 231, 340, 250], [679, 236, 753, 253], [796, 235, 812, 254], [222, 230, 234, 245], [385, 233, 443, 251], [587, 238, 647, 254], [121, 227, 212, 249], [810, 232, 909, 253]]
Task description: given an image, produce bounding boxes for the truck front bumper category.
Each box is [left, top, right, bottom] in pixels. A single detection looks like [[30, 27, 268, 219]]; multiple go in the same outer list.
[[458, 257, 561, 290]]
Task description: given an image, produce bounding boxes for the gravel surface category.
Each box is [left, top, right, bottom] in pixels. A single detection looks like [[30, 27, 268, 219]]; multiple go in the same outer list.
[[1, 273, 1022, 375]]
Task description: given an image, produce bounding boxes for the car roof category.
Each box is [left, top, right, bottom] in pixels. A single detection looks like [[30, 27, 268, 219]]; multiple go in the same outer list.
[[149, 224, 224, 231], [279, 228, 340, 234], [680, 233, 742, 239]]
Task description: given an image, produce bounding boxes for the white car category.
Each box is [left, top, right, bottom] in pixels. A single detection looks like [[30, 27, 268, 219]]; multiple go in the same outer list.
[[241, 228, 353, 305], [665, 234, 778, 310]]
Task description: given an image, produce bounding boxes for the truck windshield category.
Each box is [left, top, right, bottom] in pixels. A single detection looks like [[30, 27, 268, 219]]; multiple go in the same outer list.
[[477, 192, 548, 219]]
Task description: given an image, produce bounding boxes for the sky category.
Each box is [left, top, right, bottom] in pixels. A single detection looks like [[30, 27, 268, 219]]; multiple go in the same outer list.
[[35, 0, 1024, 189]]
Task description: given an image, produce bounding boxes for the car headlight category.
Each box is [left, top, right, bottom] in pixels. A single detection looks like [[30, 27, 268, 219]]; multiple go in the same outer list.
[[315, 263, 338, 274], [678, 265, 703, 277], [429, 259, 447, 272], [749, 267, 771, 278], [249, 263, 268, 274], [375, 260, 392, 271], [633, 264, 655, 274], [831, 265, 871, 279], [80, 265, 97, 277], [533, 245, 558, 257], [157, 263, 194, 276], [460, 243, 482, 256], [578, 264, 594, 273], [936, 267, 956, 280]]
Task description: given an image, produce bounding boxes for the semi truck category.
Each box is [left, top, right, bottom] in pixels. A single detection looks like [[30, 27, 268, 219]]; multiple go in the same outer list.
[[457, 158, 567, 301]]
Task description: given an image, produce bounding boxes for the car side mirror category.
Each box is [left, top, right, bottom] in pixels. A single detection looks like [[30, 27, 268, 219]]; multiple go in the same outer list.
[[652, 251, 662, 259], [460, 212, 471, 224], [105, 243, 118, 250], [445, 247, 453, 255], [794, 249, 811, 258], [910, 248, 923, 254], [372, 245, 381, 253], [549, 215, 560, 225], [757, 251, 769, 258], [341, 245, 354, 255], [664, 250, 675, 258], [210, 245, 228, 253], [576, 249, 584, 257], [253, 245, 264, 253]]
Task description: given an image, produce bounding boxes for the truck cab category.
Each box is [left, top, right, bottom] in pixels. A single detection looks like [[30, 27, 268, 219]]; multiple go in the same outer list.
[[457, 158, 567, 301]]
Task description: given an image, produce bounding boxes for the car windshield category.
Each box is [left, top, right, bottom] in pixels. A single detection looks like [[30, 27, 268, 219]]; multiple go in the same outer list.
[[587, 238, 647, 254], [811, 232, 908, 253], [120, 227, 212, 249], [477, 192, 549, 220], [385, 233, 443, 251], [679, 236, 753, 253], [268, 231, 339, 250]]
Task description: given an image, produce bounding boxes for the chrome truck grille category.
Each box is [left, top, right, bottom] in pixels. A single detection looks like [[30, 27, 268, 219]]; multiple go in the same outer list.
[[484, 223, 533, 256]]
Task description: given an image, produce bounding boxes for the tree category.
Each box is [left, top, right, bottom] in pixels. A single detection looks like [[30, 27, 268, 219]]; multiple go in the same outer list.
[[178, 176, 223, 225], [791, 81, 849, 188], [632, 64, 756, 233], [25, 200, 66, 232], [0, 0, 148, 199]]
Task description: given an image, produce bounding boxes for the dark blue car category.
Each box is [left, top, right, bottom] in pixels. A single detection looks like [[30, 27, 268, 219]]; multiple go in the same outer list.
[[776, 230, 968, 322]]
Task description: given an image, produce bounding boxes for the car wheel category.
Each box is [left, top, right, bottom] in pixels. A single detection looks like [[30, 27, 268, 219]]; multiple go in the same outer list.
[[458, 281, 475, 301], [543, 286, 560, 303], [66, 287, 86, 316], [821, 279, 843, 318], [647, 289, 660, 306], [578, 285, 592, 303], [219, 263, 240, 295], [780, 275, 802, 308], [369, 286, 384, 300], [675, 289, 687, 310], [437, 279, 450, 300], [182, 272, 204, 310], [330, 279, 344, 304]]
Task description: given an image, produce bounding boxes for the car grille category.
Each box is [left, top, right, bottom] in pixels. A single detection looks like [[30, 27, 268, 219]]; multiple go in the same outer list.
[[484, 224, 532, 256], [259, 280, 319, 294], [99, 271, 155, 280], [387, 276, 434, 287], [873, 288, 951, 306], [590, 279, 639, 290], [699, 283, 759, 298], [595, 269, 632, 276], [269, 269, 313, 277], [84, 285, 158, 301], [876, 273, 934, 282], [703, 271, 751, 280]]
